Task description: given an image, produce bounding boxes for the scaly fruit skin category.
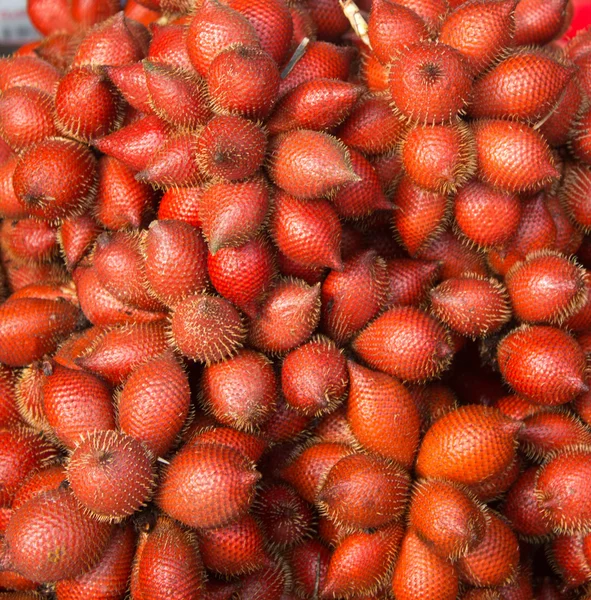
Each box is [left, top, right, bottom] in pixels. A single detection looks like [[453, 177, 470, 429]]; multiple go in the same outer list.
[[170, 293, 246, 365], [117, 352, 191, 457], [536, 446, 591, 534], [392, 529, 459, 600], [0, 298, 80, 367], [133, 516, 205, 600], [157, 442, 260, 529], [415, 405, 521, 487], [317, 452, 411, 530], [346, 361, 420, 470], [353, 305, 454, 382], [67, 430, 155, 521], [497, 325, 588, 405], [387, 41, 473, 124], [6, 488, 113, 583], [409, 479, 488, 559]]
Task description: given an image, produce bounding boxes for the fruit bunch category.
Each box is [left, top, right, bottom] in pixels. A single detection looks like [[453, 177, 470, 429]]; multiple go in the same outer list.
[[0, 0, 591, 597]]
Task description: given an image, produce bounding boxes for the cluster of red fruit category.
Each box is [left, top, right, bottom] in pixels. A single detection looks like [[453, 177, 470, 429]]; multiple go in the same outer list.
[[0, 0, 590, 598]]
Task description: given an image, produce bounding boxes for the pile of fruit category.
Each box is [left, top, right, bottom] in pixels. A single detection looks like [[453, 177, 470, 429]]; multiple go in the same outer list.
[[0, 0, 591, 597]]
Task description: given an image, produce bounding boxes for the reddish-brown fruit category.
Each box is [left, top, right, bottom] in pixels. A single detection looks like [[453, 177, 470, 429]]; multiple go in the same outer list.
[[494, 394, 545, 422], [93, 231, 163, 312], [143, 61, 209, 128], [513, 0, 569, 46], [207, 236, 275, 317], [94, 114, 169, 172], [547, 193, 584, 256], [207, 45, 279, 119], [540, 77, 583, 147], [15, 364, 50, 433], [105, 63, 152, 114], [0, 155, 28, 220], [228, 0, 293, 64], [67, 431, 154, 521], [497, 325, 588, 405], [368, 0, 429, 64], [331, 148, 391, 218], [346, 361, 420, 469], [0, 56, 61, 95], [157, 442, 260, 529], [279, 41, 354, 96], [170, 293, 246, 364], [281, 442, 355, 504], [439, 0, 516, 73], [137, 132, 203, 189], [255, 483, 314, 548], [27, 0, 77, 36], [117, 352, 190, 457], [362, 50, 390, 93], [199, 177, 270, 253], [267, 79, 362, 135], [0, 87, 56, 152], [1, 219, 58, 264], [392, 529, 459, 600], [133, 516, 205, 600], [195, 115, 266, 182], [54, 523, 136, 600], [409, 383, 459, 432], [270, 190, 342, 271], [416, 405, 521, 486], [430, 275, 511, 338], [353, 305, 454, 382], [388, 41, 472, 124], [338, 95, 407, 156], [0, 298, 80, 367], [393, 176, 450, 255], [305, 0, 348, 39], [58, 213, 101, 270], [281, 336, 347, 417], [76, 321, 169, 385], [157, 187, 203, 228], [198, 513, 267, 576], [394, 0, 448, 32], [256, 394, 313, 444], [148, 23, 194, 72], [536, 446, 591, 533], [95, 156, 156, 231], [409, 479, 488, 559], [471, 455, 523, 503], [11, 463, 67, 514], [323, 522, 405, 598], [503, 465, 553, 539], [312, 406, 356, 446], [469, 49, 574, 121], [487, 193, 557, 276], [454, 180, 521, 248], [385, 258, 441, 307], [290, 539, 331, 598], [70, 0, 119, 26], [239, 557, 289, 599], [549, 533, 591, 588], [190, 426, 266, 464], [72, 13, 145, 67], [2, 258, 68, 294], [6, 487, 112, 582], [566, 276, 591, 331], [42, 361, 115, 449], [401, 122, 475, 194], [457, 512, 520, 587], [268, 130, 357, 199], [55, 67, 123, 143], [143, 220, 208, 308], [0, 427, 56, 506], [74, 265, 167, 327], [317, 452, 410, 530], [570, 104, 591, 165], [249, 278, 321, 354], [472, 119, 558, 193], [0, 366, 20, 428], [201, 349, 277, 431], [186, 0, 259, 76], [321, 250, 388, 345], [13, 138, 97, 221], [560, 163, 591, 233], [505, 251, 587, 324]]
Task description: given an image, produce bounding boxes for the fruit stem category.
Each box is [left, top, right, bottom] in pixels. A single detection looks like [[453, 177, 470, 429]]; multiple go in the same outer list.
[[281, 37, 310, 79], [339, 0, 371, 47]]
